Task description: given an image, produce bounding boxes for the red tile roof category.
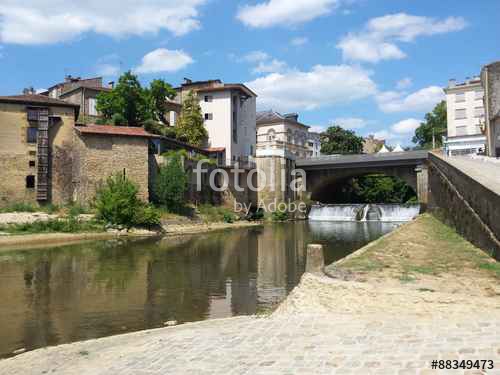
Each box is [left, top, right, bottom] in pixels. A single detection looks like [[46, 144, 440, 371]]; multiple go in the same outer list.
[[205, 147, 226, 152], [75, 124, 159, 138], [0, 94, 80, 108]]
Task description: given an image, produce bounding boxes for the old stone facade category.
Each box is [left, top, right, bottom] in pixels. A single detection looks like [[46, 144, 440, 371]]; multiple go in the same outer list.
[[0, 95, 79, 207], [73, 127, 151, 204], [481, 61, 500, 157]]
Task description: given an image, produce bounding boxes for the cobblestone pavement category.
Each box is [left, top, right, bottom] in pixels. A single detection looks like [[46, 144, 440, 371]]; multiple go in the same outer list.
[[1, 274, 499, 375]]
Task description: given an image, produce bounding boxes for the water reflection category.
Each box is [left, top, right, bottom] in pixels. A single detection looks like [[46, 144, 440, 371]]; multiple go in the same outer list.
[[0, 221, 398, 357]]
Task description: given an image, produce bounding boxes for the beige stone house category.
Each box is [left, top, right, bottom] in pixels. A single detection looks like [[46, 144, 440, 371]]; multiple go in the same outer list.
[[0, 94, 157, 207], [0, 94, 80, 206], [44, 76, 113, 123], [256, 110, 310, 159]]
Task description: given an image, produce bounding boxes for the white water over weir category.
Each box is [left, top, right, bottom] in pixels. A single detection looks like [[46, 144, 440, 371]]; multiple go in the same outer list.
[[309, 204, 420, 222]]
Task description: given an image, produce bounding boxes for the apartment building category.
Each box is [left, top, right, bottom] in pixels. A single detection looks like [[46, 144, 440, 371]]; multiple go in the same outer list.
[[443, 76, 486, 156], [307, 132, 321, 158], [256, 110, 311, 159], [174, 79, 257, 165]]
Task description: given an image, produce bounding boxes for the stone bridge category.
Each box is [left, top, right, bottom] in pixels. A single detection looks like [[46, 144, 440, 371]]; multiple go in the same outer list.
[[294, 150, 430, 205]]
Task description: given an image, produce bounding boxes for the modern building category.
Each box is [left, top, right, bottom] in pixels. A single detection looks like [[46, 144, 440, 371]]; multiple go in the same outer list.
[[42, 76, 113, 123], [481, 61, 500, 157], [256, 110, 311, 159], [173, 79, 257, 166], [443, 76, 486, 156]]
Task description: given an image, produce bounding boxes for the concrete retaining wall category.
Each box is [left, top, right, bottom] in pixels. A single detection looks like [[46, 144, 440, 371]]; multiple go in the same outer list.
[[428, 152, 500, 260]]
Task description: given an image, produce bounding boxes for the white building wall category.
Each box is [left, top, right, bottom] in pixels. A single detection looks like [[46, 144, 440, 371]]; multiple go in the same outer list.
[[446, 83, 484, 137], [198, 90, 232, 158], [233, 94, 256, 161]]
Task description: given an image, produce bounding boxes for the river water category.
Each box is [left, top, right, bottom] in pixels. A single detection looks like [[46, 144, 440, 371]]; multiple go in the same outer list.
[[0, 221, 400, 358]]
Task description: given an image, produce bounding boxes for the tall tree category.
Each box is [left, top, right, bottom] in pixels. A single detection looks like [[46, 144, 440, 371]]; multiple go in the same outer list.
[[96, 71, 149, 126], [412, 101, 447, 148], [147, 79, 177, 124], [320, 125, 364, 155], [175, 90, 208, 147]]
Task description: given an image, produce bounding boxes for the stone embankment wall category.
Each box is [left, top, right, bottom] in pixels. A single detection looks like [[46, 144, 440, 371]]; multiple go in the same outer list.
[[428, 152, 500, 260]]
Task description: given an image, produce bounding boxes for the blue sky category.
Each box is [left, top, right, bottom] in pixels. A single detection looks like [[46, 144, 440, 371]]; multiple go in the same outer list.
[[1, 0, 499, 145]]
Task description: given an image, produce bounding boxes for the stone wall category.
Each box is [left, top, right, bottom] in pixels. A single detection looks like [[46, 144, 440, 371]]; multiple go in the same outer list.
[[481, 61, 500, 157], [73, 133, 150, 204], [256, 156, 296, 208], [0, 103, 76, 207], [428, 152, 500, 260]]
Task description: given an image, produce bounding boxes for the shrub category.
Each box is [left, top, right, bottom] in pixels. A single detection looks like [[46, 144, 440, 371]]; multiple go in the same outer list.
[[112, 113, 127, 126], [155, 153, 188, 213], [198, 204, 236, 223], [271, 209, 289, 222], [95, 174, 161, 228], [223, 212, 234, 223]]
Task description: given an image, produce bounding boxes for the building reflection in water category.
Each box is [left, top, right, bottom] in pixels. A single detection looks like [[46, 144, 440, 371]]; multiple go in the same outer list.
[[0, 221, 397, 358]]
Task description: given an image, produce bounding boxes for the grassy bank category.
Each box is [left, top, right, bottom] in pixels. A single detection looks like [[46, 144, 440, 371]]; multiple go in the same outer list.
[[0, 217, 104, 235], [329, 213, 500, 282]]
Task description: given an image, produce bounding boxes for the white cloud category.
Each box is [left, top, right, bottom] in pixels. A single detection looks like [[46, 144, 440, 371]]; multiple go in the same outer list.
[[246, 64, 376, 112], [0, 0, 206, 45], [338, 13, 467, 63], [372, 130, 397, 141], [237, 0, 340, 28], [135, 48, 193, 74], [337, 35, 406, 63], [333, 117, 369, 130], [241, 50, 269, 63], [376, 86, 444, 113], [290, 37, 308, 46], [396, 77, 412, 90], [391, 118, 421, 134], [253, 59, 288, 74]]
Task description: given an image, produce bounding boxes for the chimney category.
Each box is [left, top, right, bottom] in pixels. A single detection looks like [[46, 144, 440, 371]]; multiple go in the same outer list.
[[65, 75, 73, 82], [284, 113, 299, 122], [108, 81, 115, 89], [448, 79, 456, 88], [22, 87, 36, 95], [183, 77, 192, 85]]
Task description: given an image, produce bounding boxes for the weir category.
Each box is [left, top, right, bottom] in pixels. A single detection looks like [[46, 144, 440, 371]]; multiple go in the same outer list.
[[309, 204, 420, 222]]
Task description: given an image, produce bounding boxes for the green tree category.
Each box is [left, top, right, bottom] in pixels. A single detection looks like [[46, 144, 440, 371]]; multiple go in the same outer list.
[[96, 71, 150, 126], [147, 79, 177, 124], [320, 126, 364, 155], [175, 90, 208, 147], [412, 101, 447, 148], [154, 153, 188, 212]]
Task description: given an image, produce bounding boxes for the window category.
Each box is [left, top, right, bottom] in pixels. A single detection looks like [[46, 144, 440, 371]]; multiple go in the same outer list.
[[27, 108, 39, 121], [455, 93, 465, 103], [456, 126, 468, 136], [29, 161, 36, 167], [204, 95, 213, 102], [26, 175, 35, 189], [474, 107, 485, 118], [88, 98, 98, 116], [475, 90, 484, 100], [455, 108, 467, 120], [204, 113, 213, 120], [27, 127, 38, 143], [267, 129, 276, 142]]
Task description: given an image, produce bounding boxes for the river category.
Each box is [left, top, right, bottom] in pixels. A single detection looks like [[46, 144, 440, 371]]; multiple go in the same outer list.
[[0, 221, 400, 358]]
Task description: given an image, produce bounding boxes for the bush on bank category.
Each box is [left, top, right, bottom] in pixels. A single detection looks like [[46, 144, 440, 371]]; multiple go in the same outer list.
[[95, 173, 161, 228]]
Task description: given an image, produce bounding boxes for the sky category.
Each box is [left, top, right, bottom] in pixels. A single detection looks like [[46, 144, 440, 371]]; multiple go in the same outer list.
[[1, 0, 499, 146]]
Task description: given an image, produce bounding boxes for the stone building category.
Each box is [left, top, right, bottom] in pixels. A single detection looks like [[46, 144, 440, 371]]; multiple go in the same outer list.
[[363, 135, 385, 154], [43, 76, 113, 123], [0, 94, 80, 206], [256, 110, 311, 159], [481, 61, 500, 157], [0, 94, 158, 207], [73, 125, 156, 203]]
